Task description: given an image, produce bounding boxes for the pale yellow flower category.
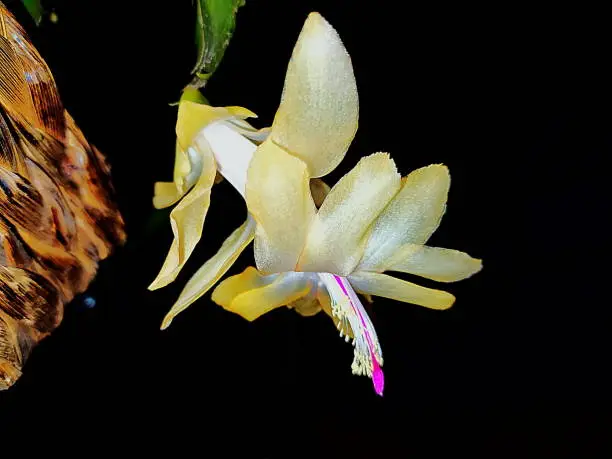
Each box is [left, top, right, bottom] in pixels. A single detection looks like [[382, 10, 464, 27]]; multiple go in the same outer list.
[[153, 12, 358, 328], [154, 13, 482, 395], [148, 91, 268, 292], [218, 151, 481, 395]]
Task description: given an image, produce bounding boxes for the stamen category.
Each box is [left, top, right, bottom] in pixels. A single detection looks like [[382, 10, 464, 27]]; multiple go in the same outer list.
[[318, 273, 384, 396]]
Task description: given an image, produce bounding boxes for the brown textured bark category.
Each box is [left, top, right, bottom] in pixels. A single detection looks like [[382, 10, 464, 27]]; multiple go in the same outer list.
[[0, 3, 125, 389]]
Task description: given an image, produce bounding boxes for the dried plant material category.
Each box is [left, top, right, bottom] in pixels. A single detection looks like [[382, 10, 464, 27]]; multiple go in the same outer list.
[[0, 2, 125, 389]]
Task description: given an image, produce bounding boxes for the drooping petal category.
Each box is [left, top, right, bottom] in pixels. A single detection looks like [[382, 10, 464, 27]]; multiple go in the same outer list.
[[298, 153, 401, 276], [149, 143, 217, 290], [270, 12, 358, 178], [153, 142, 201, 209], [358, 164, 451, 271], [212, 267, 311, 321], [160, 216, 256, 329], [385, 244, 482, 282], [246, 139, 316, 274], [348, 271, 455, 310], [153, 182, 181, 209]]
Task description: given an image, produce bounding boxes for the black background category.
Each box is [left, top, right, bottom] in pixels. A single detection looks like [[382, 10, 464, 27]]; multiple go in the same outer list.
[[0, 0, 610, 455]]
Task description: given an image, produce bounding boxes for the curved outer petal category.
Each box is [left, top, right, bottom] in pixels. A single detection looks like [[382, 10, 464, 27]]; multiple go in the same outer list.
[[298, 153, 401, 276], [358, 164, 451, 271], [153, 182, 183, 209], [348, 271, 455, 310], [153, 142, 201, 209], [246, 139, 316, 274], [385, 244, 482, 282], [212, 267, 311, 321], [149, 142, 217, 290], [176, 101, 256, 150], [160, 216, 256, 329], [270, 12, 358, 178]]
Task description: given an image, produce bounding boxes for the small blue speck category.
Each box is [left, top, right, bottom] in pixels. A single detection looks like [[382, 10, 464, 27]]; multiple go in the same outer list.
[[83, 296, 96, 308]]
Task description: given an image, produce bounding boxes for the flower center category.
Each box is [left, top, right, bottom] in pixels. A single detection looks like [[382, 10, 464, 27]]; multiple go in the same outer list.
[[318, 272, 384, 396], [198, 121, 257, 197]]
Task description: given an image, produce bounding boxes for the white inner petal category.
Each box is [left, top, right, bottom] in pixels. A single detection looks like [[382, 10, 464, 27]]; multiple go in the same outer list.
[[199, 121, 257, 197], [184, 147, 204, 190]]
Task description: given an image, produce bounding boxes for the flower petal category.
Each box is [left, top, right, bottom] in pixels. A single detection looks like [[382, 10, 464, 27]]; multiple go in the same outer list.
[[153, 142, 202, 209], [298, 153, 401, 276], [246, 139, 316, 273], [225, 118, 271, 143], [176, 101, 256, 150], [212, 268, 311, 321], [271, 12, 358, 178], [348, 271, 455, 310], [149, 143, 217, 290], [160, 216, 256, 329], [153, 181, 182, 209], [197, 121, 257, 197], [358, 164, 451, 271], [289, 296, 321, 317], [386, 244, 482, 282]]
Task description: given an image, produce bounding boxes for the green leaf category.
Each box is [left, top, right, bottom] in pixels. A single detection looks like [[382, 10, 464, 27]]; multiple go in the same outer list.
[[190, 0, 245, 88], [21, 0, 44, 25]]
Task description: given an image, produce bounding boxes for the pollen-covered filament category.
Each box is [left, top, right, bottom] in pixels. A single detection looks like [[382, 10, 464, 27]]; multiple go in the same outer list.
[[318, 273, 384, 396]]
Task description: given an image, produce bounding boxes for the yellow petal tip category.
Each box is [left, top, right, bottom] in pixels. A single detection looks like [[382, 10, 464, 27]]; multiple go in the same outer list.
[[423, 163, 449, 174], [148, 276, 170, 291], [160, 316, 173, 330], [152, 196, 170, 209], [304, 12, 334, 33], [461, 256, 484, 280], [439, 293, 456, 310], [370, 152, 398, 172], [226, 106, 258, 119]]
